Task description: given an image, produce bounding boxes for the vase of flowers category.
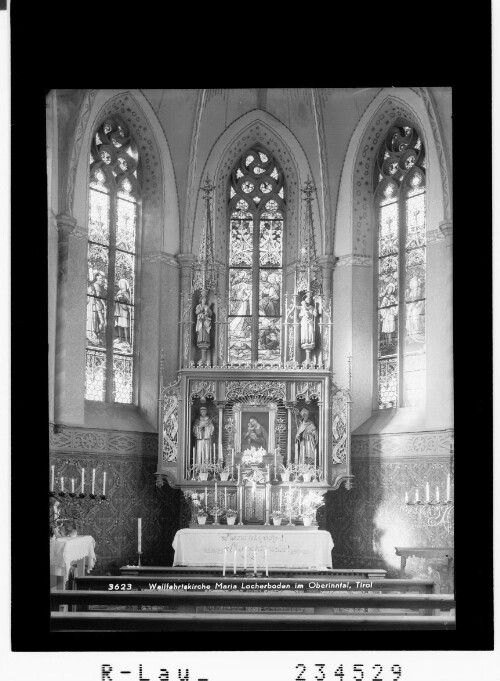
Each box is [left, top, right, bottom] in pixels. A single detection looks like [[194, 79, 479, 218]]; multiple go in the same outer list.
[[197, 510, 208, 525], [272, 510, 284, 526], [219, 466, 231, 482], [301, 513, 314, 526], [279, 463, 294, 482], [225, 508, 237, 525], [198, 463, 211, 481]]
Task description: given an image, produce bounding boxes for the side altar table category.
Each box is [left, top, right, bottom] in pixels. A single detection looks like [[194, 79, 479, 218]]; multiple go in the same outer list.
[[172, 528, 334, 569]]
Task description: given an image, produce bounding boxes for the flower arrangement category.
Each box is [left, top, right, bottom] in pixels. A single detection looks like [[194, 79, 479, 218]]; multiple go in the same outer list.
[[197, 508, 208, 517], [209, 505, 222, 517], [241, 447, 266, 465], [271, 509, 284, 518], [279, 462, 295, 481], [302, 490, 325, 512], [225, 508, 238, 518]]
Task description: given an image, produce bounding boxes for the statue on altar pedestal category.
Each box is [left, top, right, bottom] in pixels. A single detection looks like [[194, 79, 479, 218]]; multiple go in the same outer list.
[[295, 408, 318, 464], [299, 292, 317, 349], [195, 291, 212, 346], [192, 406, 214, 463]]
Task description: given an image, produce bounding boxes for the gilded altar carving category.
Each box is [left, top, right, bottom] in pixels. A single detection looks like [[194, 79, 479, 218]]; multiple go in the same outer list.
[[162, 380, 180, 463], [189, 379, 216, 403], [295, 381, 322, 403], [225, 380, 286, 403]]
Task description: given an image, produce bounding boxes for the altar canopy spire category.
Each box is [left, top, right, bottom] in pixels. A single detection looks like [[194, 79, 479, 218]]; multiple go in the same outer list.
[[297, 177, 321, 296], [193, 175, 218, 294]]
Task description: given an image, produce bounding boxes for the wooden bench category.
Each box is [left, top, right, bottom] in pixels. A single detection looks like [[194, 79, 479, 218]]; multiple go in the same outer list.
[[75, 576, 438, 593], [51, 610, 455, 631], [119, 565, 388, 579]]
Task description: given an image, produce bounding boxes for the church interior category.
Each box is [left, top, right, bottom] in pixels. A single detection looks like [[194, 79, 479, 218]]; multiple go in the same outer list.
[[47, 87, 455, 632]]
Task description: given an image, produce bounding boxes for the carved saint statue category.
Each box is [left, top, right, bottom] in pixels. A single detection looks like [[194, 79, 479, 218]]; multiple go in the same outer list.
[[192, 406, 214, 463], [195, 292, 212, 347], [295, 408, 318, 464], [299, 292, 317, 349]]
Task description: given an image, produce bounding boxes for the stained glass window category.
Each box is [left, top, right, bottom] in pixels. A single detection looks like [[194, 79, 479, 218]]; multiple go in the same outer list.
[[228, 146, 285, 363], [374, 124, 426, 408], [85, 116, 140, 403]]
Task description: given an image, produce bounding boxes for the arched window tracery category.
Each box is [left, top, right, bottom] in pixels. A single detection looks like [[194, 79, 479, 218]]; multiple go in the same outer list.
[[85, 116, 140, 403], [374, 123, 426, 408]]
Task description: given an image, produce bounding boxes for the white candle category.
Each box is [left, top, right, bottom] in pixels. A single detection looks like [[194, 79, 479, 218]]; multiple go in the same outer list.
[[205, 486, 208, 507], [425, 482, 429, 503], [92, 468, 96, 495], [295, 441, 298, 463], [279, 488, 283, 511], [265, 549, 268, 577], [244, 546, 247, 570], [267, 464, 270, 482], [436, 486, 440, 502], [193, 446, 196, 464], [405, 491, 408, 504], [232, 450, 234, 469], [253, 550, 257, 575], [60, 476, 64, 492], [446, 474, 451, 502], [215, 481, 218, 506], [103, 472, 107, 496], [71, 478, 75, 493], [137, 518, 142, 553], [223, 548, 227, 577], [274, 448, 277, 470], [219, 444, 223, 462], [233, 550, 237, 574], [213, 443, 216, 463], [51, 465, 55, 492], [81, 468, 85, 494], [415, 488, 419, 503]]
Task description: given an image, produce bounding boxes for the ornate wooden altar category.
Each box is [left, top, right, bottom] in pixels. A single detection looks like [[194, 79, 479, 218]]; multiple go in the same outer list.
[[156, 368, 352, 524]]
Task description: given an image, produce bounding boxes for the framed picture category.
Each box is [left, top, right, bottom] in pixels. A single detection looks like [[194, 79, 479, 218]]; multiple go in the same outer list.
[[233, 403, 277, 453]]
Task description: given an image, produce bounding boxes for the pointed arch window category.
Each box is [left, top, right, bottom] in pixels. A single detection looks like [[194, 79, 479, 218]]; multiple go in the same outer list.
[[227, 147, 285, 363], [375, 124, 426, 408], [85, 117, 140, 403]]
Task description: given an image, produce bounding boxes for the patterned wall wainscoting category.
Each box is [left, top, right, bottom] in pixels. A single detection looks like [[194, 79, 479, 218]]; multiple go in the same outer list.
[[50, 425, 180, 574], [323, 431, 454, 579]]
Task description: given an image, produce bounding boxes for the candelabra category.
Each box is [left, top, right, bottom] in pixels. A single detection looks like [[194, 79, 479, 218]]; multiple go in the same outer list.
[[404, 480, 454, 534], [49, 490, 108, 536]]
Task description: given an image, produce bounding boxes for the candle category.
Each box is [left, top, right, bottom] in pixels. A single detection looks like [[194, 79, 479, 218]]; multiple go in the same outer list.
[[405, 491, 408, 504], [138, 518, 142, 553], [193, 446, 196, 464], [274, 448, 277, 470], [219, 444, 223, 462], [223, 548, 227, 577], [265, 549, 268, 577], [415, 488, 419, 503], [205, 486, 208, 508], [215, 481, 218, 506], [244, 546, 248, 570], [295, 441, 298, 463], [103, 471, 107, 496], [233, 550, 237, 575], [71, 478, 75, 493], [60, 476, 64, 492], [81, 468, 85, 494], [425, 482, 429, 503], [224, 486, 227, 509], [253, 550, 257, 575], [279, 488, 283, 511], [267, 464, 270, 482], [92, 468, 96, 495], [446, 474, 450, 502], [237, 464, 241, 482], [51, 465, 55, 492], [213, 443, 216, 463], [436, 486, 440, 502]]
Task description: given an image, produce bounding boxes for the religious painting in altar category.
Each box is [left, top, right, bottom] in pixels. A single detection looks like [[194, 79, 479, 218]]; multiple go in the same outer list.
[[233, 404, 277, 454], [190, 398, 218, 464]]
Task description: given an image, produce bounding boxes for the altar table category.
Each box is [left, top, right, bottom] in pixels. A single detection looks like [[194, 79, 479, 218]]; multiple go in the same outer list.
[[50, 535, 96, 582], [172, 528, 334, 569]]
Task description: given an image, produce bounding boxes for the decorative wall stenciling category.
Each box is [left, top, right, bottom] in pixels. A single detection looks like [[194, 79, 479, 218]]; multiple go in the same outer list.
[[49, 423, 157, 457], [351, 429, 454, 459], [225, 380, 286, 404]]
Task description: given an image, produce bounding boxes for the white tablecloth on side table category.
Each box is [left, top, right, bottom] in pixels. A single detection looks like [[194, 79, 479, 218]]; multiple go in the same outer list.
[[50, 535, 96, 580], [172, 528, 334, 569]]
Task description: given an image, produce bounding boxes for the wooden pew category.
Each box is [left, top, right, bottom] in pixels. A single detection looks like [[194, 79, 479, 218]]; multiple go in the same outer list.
[[75, 575, 438, 593], [51, 610, 456, 631], [119, 565, 388, 579]]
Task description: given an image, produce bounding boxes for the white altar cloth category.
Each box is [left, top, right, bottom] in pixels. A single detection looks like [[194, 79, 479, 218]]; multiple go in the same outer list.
[[50, 535, 96, 580], [172, 528, 334, 569]]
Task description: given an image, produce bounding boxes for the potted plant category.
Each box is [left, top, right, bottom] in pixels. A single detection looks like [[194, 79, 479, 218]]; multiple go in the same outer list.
[[297, 462, 317, 483], [271, 510, 284, 526], [225, 508, 238, 525], [198, 462, 211, 481], [279, 463, 294, 482], [197, 509, 208, 525], [301, 490, 326, 526], [219, 465, 231, 482], [301, 511, 314, 526]]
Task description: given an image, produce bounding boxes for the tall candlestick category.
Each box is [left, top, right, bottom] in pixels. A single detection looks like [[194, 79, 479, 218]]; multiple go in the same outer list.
[[289, 484, 292, 523], [232, 449, 234, 469], [224, 486, 227, 509], [237, 464, 241, 482], [233, 550, 237, 575], [446, 474, 451, 502], [253, 549, 256, 575], [274, 448, 277, 470], [137, 518, 142, 553], [103, 471, 107, 496], [51, 465, 55, 492], [223, 548, 227, 577], [81, 468, 85, 494], [267, 464, 270, 482], [92, 468, 96, 495], [193, 446, 196, 465], [405, 490, 408, 504], [215, 481, 218, 506], [415, 488, 419, 503], [213, 443, 216, 463], [265, 549, 268, 577], [205, 486, 208, 508], [244, 546, 247, 570], [219, 444, 223, 462], [295, 441, 298, 463], [435, 486, 440, 502], [60, 476, 64, 492], [71, 478, 75, 493], [425, 482, 429, 503]]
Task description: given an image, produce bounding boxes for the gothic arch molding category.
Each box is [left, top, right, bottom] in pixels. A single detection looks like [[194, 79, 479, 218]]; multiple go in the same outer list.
[[186, 111, 322, 266], [334, 88, 451, 259], [69, 89, 180, 254]]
